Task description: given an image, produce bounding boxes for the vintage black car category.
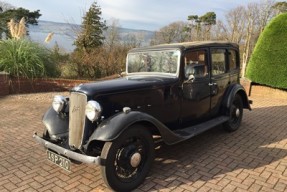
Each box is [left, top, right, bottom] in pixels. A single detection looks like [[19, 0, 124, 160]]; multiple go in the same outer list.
[[34, 41, 251, 191]]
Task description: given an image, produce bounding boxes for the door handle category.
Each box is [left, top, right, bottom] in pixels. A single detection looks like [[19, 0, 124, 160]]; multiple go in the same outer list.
[[208, 82, 217, 86]]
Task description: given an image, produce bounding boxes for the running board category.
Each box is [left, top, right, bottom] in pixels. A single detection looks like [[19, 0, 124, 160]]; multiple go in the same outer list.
[[174, 116, 229, 138]]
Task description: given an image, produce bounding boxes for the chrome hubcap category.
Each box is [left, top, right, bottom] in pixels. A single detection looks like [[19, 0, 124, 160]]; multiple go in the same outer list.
[[130, 152, 141, 168], [235, 108, 240, 117]]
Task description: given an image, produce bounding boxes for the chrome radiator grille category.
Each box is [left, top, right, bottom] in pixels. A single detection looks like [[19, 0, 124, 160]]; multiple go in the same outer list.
[[69, 92, 87, 149]]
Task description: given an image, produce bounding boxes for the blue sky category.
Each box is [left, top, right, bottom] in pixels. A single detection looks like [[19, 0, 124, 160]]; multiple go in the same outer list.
[[5, 0, 266, 30]]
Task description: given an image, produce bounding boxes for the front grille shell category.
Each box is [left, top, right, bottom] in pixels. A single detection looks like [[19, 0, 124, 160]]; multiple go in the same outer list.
[[69, 92, 87, 149]]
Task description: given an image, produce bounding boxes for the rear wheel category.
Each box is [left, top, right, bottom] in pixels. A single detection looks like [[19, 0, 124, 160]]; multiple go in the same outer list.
[[100, 125, 154, 191], [223, 94, 243, 132]]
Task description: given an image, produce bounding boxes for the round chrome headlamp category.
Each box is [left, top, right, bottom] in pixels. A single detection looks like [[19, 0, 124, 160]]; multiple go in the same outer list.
[[85, 100, 102, 122], [52, 95, 67, 113]]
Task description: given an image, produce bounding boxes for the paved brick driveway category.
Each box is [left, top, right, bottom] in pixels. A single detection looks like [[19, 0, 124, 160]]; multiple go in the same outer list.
[[0, 87, 287, 192]]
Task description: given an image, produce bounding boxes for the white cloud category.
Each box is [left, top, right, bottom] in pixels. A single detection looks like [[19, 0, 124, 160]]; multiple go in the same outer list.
[[5, 0, 272, 30], [97, 0, 260, 30]]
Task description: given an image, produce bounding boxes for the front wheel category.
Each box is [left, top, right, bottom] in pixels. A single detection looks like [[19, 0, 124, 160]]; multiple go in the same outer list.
[[100, 125, 155, 191], [223, 94, 243, 132]]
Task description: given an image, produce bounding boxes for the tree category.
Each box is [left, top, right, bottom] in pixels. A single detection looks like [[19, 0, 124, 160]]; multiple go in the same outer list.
[[123, 33, 144, 49], [216, 6, 246, 43], [272, 1, 287, 15], [150, 21, 188, 45], [214, 1, 275, 77], [241, 1, 275, 77], [68, 19, 130, 78], [100, 19, 122, 77], [258, 0, 275, 33], [186, 12, 216, 41], [0, 7, 41, 38], [75, 1, 107, 52], [199, 12, 216, 40], [246, 13, 287, 89], [0, 1, 14, 12], [104, 19, 121, 51], [187, 15, 201, 40], [200, 12, 216, 25]]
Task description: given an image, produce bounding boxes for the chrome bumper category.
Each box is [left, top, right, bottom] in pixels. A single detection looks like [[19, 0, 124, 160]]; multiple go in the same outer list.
[[33, 132, 102, 165]]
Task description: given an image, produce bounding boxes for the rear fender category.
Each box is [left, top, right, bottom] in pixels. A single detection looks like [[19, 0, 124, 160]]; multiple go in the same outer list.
[[222, 84, 251, 111]]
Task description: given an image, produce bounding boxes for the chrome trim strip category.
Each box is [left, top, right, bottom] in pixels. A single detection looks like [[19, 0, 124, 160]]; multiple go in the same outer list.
[[33, 133, 101, 165]]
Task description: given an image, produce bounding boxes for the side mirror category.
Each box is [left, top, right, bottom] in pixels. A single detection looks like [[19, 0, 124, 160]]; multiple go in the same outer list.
[[188, 74, 195, 82], [185, 65, 195, 81], [185, 64, 207, 81]]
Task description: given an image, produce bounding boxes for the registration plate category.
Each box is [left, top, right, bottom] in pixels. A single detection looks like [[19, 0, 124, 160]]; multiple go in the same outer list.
[[47, 150, 71, 172]]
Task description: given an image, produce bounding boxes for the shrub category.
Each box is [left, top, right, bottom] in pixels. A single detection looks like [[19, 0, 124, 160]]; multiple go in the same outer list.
[[0, 38, 58, 78], [61, 45, 128, 79], [246, 13, 287, 89]]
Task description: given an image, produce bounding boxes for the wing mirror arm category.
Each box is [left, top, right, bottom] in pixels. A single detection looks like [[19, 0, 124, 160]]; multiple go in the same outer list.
[[184, 74, 195, 83], [180, 74, 195, 89]]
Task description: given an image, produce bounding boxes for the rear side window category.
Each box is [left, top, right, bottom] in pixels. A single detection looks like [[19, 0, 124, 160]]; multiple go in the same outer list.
[[211, 49, 226, 75], [229, 50, 238, 70]]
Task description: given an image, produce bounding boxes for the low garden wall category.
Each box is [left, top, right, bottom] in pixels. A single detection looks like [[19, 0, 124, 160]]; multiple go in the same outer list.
[[9, 78, 91, 94], [0, 74, 91, 96], [0, 72, 10, 96], [0, 73, 119, 96]]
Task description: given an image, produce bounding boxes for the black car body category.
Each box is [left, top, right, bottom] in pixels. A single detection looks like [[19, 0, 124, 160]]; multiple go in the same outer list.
[[34, 41, 251, 191]]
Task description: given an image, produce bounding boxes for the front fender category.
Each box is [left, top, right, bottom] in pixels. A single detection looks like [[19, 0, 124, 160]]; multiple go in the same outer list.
[[87, 111, 184, 145], [222, 84, 251, 111], [42, 107, 69, 136]]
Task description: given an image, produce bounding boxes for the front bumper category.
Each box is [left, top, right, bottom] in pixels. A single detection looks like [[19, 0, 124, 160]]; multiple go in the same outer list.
[[33, 132, 103, 165]]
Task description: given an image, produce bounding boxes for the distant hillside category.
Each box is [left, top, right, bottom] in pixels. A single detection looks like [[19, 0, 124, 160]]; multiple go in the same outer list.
[[28, 20, 155, 52]]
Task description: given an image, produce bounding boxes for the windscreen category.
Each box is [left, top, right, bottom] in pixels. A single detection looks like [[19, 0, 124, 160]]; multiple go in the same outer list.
[[127, 50, 180, 75]]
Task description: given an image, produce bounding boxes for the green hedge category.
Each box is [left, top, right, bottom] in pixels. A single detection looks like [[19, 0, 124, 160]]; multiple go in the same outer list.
[[246, 13, 287, 89]]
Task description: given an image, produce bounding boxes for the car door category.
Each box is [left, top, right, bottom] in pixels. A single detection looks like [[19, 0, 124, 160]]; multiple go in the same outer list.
[[209, 48, 230, 116], [180, 49, 211, 127]]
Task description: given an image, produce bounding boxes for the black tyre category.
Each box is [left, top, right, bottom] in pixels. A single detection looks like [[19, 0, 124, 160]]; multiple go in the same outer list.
[[223, 94, 243, 132], [100, 125, 155, 191]]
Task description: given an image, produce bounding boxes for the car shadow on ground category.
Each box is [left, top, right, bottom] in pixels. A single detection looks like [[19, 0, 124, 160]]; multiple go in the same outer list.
[[140, 105, 287, 191]]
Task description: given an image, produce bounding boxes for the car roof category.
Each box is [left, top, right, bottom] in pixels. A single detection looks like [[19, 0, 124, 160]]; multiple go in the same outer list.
[[129, 41, 239, 53]]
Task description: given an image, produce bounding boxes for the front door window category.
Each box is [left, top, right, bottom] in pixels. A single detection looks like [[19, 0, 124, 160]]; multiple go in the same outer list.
[[184, 50, 208, 80]]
